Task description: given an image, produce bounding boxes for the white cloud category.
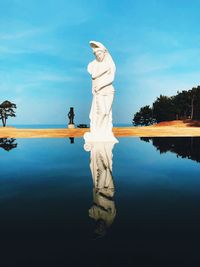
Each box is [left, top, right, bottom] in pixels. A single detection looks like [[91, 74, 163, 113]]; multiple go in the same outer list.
[[146, 30, 181, 48], [131, 53, 169, 75], [0, 69, 73, 96], [24, 70, 72, 83], [0, 28, 43, 40], [120, 48, 200, 77]]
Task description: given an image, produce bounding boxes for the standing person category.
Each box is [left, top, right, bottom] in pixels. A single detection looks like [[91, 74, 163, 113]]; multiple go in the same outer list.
[[84, 41, 118, 143]]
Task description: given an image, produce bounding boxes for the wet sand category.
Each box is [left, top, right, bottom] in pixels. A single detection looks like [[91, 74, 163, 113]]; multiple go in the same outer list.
[[1, 120, 200, 138]]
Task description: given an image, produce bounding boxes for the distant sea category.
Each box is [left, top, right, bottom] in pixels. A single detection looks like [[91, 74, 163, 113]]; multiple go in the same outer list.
[[11, 123, 132, 129]]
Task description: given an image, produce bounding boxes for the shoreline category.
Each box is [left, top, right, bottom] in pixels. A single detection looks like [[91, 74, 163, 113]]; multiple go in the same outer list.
[[1, 126, 200, 138]]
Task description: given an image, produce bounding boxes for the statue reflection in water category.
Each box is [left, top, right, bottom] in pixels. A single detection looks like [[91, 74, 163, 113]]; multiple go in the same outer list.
[[84, 142, 116, 239]]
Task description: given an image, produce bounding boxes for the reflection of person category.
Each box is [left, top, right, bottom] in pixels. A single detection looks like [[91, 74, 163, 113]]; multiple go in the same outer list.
[[69, 137, 74, 144], [84, 41, 118, 143], [84, 142, 116, 239]]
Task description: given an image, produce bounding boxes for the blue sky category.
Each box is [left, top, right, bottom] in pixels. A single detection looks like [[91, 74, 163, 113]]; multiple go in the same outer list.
[[1, 0, 200, 125]]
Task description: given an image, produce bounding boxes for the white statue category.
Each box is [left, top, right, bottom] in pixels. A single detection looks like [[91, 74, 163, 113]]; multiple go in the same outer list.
[[84, 142, 116, 238], [84, 41, 118, 143]]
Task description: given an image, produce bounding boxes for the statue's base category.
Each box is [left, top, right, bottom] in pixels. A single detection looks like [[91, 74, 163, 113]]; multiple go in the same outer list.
[[83, 131, 118, 144], [68, 124, 75, 129]]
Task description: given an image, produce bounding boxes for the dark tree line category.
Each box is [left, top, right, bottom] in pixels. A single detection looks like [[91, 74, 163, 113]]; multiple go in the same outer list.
[[133, 86, 200, 125], [0, 100, 16, 127]]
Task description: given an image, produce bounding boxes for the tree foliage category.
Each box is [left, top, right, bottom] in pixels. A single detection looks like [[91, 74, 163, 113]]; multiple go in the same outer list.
[[153, 95, 176, 122], [133, 105, 155, 126], [0, 100, 17, 127], [133, 86, 200, 125]]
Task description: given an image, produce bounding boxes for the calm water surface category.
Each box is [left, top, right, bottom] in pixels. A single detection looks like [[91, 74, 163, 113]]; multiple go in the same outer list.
[[0, 137, 200, 266]]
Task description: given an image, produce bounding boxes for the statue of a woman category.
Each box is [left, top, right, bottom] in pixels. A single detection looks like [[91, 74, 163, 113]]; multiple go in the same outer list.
[[84, 41, 118, 143]]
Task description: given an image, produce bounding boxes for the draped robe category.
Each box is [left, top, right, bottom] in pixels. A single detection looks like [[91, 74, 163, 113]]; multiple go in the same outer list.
[[86, 53, 117, 142]]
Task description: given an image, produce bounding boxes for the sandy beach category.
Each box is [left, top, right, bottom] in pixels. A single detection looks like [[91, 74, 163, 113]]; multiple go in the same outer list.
[[0, 120, 200, 138]]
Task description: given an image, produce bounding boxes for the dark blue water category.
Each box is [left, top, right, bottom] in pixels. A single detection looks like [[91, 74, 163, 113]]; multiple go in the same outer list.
[[0, 137, 200, 266]]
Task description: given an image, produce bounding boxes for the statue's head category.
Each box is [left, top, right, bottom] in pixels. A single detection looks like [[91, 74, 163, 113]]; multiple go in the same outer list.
[[89, 41, 107, 62], [94, 49, 106, 62]]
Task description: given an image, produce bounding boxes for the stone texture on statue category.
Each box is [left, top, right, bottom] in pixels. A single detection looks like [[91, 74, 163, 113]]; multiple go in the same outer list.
[[84, 41, 118, 143], [84, 141, 116, 238]]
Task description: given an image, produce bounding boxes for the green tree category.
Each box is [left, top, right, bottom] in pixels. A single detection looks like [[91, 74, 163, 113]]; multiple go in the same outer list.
[[133, 86, 200, 124], [190, 86, 200, 120], [0, 100, 17, 127], [173, 90, 191, 119], [153, 95, 175, 122], [133, 105, 155, 126]]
